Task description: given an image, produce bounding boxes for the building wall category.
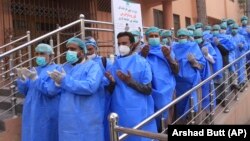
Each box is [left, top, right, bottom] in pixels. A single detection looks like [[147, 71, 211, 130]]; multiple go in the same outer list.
[[172, 0, 197, 27], [139, 0, 243, 28]]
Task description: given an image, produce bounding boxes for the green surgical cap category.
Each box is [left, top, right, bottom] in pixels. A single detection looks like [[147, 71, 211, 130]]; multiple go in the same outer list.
[[131, 30, 141, 36], [227, 19, 235, 25], [145, 26, 160, 36], [193, 29, 203, 37], [160, 30, 172, 37], [221, 18, 227, 23], [66, 37, 87, 54], [187, 25, 196, 31], [195, 23, 203, 29], [204, 25, 211, 31], [177, 28, 189, 37], [220, 22, 227, 29], [241, 16, 248, 21], [232, 23, 239, 29], [212, 25, 221, 30], [35, 43, 54, 54]]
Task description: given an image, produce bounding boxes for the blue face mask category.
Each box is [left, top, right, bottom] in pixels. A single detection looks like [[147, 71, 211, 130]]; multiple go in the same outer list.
[[66, 50, 79, 64], [162, 38, 169, 45], [213, 31, 219, 36], [148, 38, 160, 46], [36, 56, 47, 66], [179, 39, 187, 44], [242, 20, 248, 25], [195, 38, 203, 44]]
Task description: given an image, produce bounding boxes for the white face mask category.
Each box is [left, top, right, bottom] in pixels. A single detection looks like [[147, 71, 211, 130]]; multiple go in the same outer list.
[[87, 54, 96, 60], [119, 45, 131, 56]]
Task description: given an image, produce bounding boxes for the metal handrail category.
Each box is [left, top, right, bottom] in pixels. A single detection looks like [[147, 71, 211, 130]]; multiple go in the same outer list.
[[0, 19, 82, 59], [115, 126, 168, 140], [118, 50, 250, 140], [85, 19, 113, 25], [0, 31, 30, 49]]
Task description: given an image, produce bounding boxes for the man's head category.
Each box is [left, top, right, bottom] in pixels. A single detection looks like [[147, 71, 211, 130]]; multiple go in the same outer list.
[[227, 19, 235, 28], [117, 32, 135, 56], [204, 25, 212, 31], [160, 30, 172, 45], [66, 37, 86, 64], [241, 16, 248, 26], [220, 22, 227, 34], [177, 28, 189, 44], [145, 26, 161, 46], [193, 29, 204, 45], [35, 43, 54, 67], [231, 23, 239, 36], [187, 25, 196, 37], [212, 25, 221, 36], [195, 22, 203, 30], [85, 37, 98, 59]]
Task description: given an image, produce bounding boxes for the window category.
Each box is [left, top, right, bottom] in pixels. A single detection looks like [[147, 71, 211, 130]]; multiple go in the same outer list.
[[153, 9, 163, 29], [173, 14, 180, 36], [185, 17, 191, 27]]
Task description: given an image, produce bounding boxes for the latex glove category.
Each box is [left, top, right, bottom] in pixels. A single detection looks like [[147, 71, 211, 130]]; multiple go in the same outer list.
[[205, 54, 215, 64], [213, 37, 220, 46], [116, 70, 132, 84], [48, 69, 66, 85], [141, 45, 150, 58], [22, 67, 38, 81], [15, 68, 26, 81], [161, 46, 171, 58], [187, 53, 196, 64], [201, 47, 209, 56], [105, 71, 115, 83]]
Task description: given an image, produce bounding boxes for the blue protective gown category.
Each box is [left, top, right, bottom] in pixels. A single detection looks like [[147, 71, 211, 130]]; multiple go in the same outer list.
[[91, 55, 112, 141], [110, 53, 157, 141], [59, 60, 105, 141], [17, 63, 61, 141], [146, 45, 176, 118], [172, 41, 206, 117], [200, 41, 217, 110], [232, 34, 248, 84], [239, 26, 250, 64]]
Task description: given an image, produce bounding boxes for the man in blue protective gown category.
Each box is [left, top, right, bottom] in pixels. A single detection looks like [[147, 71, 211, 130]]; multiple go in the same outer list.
[[238, 16, 250, 81], [140, 27, 179, 130], [48, 37, 105, 141], [194, 29, 217, 116], [85, 36, 113, 141], [211, 24, 236, 107], [231, 23, 248, 91], [105, 32, 157, 141], [172, 28, 206, 122], [16, 43, 60, 141]]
